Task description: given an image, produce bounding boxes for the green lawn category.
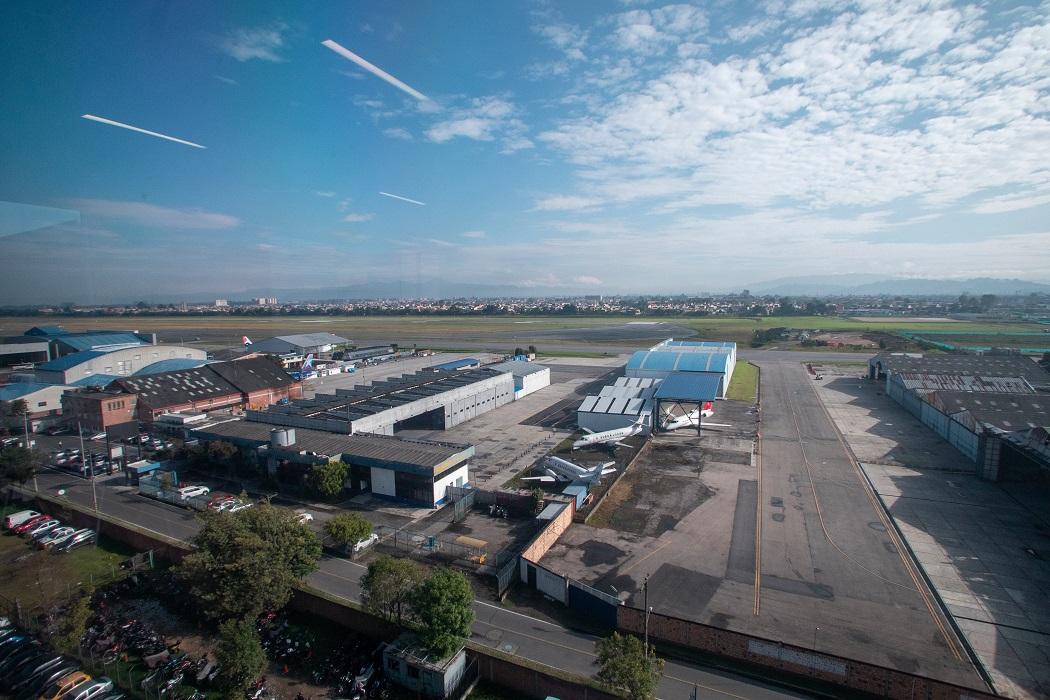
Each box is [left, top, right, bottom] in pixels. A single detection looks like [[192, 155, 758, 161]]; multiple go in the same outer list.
[[726, 361, 759, 403], [0, 520, 134, 612]]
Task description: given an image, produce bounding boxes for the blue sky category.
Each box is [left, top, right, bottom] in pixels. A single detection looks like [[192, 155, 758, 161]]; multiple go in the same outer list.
[[1, 0, 1049, 303]]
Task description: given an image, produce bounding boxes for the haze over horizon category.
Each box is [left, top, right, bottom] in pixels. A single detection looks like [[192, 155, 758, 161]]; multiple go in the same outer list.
[[2, 0, 1050, 304]]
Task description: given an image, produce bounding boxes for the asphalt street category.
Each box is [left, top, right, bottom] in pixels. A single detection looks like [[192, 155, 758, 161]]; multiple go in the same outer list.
[[752, 361, 979, 687], [21, 470, 806, 700]]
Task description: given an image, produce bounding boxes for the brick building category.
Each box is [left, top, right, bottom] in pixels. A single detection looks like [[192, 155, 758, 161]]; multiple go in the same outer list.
[[62, 391, 139, 432]]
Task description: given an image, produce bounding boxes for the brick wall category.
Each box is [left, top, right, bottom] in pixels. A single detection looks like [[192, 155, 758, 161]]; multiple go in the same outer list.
[[618, 607, 995, 700], [470, 648, 620, 700], [520, 499, 576, 563]]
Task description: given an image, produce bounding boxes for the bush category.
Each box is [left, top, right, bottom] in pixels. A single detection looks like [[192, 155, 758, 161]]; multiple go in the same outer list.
[[308, 460, 349, 499], [324, 512, 372, 547]]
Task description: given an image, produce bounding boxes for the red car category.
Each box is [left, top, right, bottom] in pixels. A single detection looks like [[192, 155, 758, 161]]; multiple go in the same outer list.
[[13, 513, 51, 535]]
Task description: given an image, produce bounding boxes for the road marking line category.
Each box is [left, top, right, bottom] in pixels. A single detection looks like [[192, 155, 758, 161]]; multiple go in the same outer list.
[[754, 428, 763, 616]]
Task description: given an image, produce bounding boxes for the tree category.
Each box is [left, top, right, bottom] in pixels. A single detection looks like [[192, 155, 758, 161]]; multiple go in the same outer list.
[[324, 512, 373, 548], [410, 568, 475, 657], [0, 446, 42, 494], [361, 555, 424, 624], [527, 345, 537, 356], [216, 618, 266, 699], [530, 488, 545, 514], [2, 398, 29, 431], [513, 347, 526, 357], [177, 504, 321, 621], [308, 460, 349, 499], [595, 633, 664, 700]]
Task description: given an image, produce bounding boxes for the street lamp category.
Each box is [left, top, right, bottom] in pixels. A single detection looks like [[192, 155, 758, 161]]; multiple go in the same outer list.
[[643, 574, 652, 658]]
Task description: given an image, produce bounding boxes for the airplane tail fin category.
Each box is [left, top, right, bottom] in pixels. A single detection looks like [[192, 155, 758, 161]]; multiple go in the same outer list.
[[242, 336, 252, 346]]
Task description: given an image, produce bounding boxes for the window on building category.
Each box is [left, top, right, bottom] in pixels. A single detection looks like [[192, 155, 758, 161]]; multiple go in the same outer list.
[[37, 401, 46, 407]]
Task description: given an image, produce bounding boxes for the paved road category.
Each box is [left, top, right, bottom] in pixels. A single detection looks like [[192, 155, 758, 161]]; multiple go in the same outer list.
[[752, 361, 979, 687], [22, 470, 806, 700]]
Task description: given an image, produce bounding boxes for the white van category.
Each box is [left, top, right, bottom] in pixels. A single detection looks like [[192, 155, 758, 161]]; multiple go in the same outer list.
[[176, 485, 210, 500], [4, 509, 41, 529]]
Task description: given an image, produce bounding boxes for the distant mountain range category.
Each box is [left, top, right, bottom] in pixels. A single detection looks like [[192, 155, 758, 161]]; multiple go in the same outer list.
[[747, 276, 1050, 297]]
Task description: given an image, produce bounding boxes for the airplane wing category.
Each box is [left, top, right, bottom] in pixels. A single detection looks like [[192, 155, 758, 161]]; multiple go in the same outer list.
[[520, 476, 556, 483], [613, 441, 631, 448], [702, 422, 732, 428], [581, 427, 595, 435], [600, 467, 617, 476]]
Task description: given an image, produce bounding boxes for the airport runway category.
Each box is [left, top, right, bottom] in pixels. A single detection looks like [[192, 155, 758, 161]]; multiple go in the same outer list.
[[752, 361, 980, 686]]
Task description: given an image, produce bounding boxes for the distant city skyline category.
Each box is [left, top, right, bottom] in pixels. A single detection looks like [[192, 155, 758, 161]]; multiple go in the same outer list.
[[2, 1, 1049, 305]]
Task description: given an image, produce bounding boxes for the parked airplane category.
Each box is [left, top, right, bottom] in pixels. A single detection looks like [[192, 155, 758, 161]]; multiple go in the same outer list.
[[521, 456, 617, 485], [572, 416, 647, 450], [660, 402, 714, 431], [289, 354, 317, 381], [242, 335, 253, 346]]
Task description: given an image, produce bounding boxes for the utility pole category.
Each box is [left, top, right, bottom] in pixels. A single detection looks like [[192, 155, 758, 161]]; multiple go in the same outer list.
[[79, 421, 101, 546], [643, 574, 651, 658], [22, 408, 38, 492]]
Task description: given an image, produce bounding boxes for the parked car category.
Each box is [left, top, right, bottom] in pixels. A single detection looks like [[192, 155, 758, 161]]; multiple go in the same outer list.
[[206, 494, 234, 509], [44, 426, 71, 436], [176, 485, 209, 500], [13, 515, 51, 535], [61, 677, 112, 700], [22, 519, 60, 539], [19, 662, 80, 698], [353, 533, 380, 553], [227, 501, 252, 513], [52, 530, 94, 553], [37, 528, 76, 549], [5, 655, 65, 694], [86, 433, 106, 441], [38, 670, 91, 700], [4, 510, 41, 529], [294, 511, 314, 525]]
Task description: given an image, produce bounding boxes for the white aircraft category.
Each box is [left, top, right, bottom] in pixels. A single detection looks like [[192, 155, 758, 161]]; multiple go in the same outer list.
[[660, 402, 714, 431], [522, 456, 617, 485], [242, 335, 253, 346], [572, 416, 647, 450]]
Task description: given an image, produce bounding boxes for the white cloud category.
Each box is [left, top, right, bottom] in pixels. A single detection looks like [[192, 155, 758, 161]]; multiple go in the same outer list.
[[573, 275, 603, 286], [219, 22, 288, 62], [426, 96, 532, 153], [532, 195, 604, 211], [611, 4, 708, 53], [461, 230, 486, 239], [314, 191, 336, 198], [257, 243, 276, 252], [213, 75, 239, 85], [536, 23, 588, 60], [383, 127, 413, 141], [972, 190, 1050, 214], [342, 213, 374, 222], [69, 199, 240, 229]]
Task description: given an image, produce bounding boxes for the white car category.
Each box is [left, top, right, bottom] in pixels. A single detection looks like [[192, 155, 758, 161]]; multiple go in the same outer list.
[[176, 485, 210, 500], [352, 533, 379, 553], [294, 511, 314, 525], [227, 502, 253, 513], [87, 432, 106, 441], [4, 510, 41, 529]]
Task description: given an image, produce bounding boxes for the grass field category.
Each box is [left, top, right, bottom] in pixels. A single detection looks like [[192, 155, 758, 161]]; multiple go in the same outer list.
[[726, 361, 759, 403], [902, 333, 1050, 351], [0, 315, 1042, 348], [0, 510, 134, 611]]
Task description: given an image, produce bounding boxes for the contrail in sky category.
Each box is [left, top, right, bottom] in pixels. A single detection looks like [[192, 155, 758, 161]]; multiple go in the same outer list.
[[322, 39, 430, 102], [81, 114, 206, 149], [379, 191, 426, 206]]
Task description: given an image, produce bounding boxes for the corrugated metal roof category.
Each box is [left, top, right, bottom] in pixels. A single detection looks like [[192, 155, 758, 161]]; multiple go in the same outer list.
[[872, 353, 1050, 386], [134, 358, 211, 375], [0, 382, 59, 400], [57, 332, 148, 352], [429, 358, 480, 371], [896, 373, 1034, 394], [658, 340, 737, 351], [37, 350, 107, 371], [927, 391, 1050, 431], [487, 360, 548, 377], [626, 350, 730, 373], [191, 419, 472, 472], [70, 374, 121, 387], [654, 372, 722, 401], [579, 396, 598, 412], [25, 325, 66, 337]]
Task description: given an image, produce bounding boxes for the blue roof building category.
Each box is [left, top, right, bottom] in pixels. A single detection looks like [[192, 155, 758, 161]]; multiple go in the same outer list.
[[625, 349, 736, 398]]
